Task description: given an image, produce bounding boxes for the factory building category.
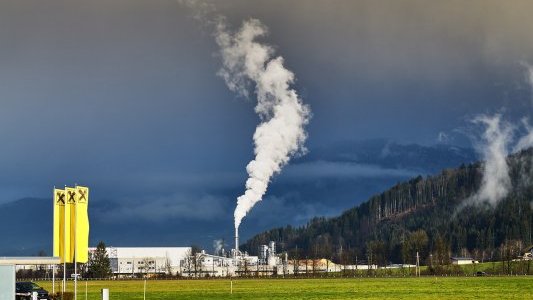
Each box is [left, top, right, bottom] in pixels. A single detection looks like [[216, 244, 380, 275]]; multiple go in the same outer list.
[[180, 241, 282, 277], [178, 242, 370, 277], [180, 251, 239, 277], [88, 246, 191, 277], [258, 241, 280, 266], [88, 242, 391, 278]]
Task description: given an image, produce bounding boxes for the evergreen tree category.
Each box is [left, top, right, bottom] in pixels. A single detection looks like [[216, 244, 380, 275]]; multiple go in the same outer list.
[[88, 241, 112, 278], [242, 148, 533, 267]]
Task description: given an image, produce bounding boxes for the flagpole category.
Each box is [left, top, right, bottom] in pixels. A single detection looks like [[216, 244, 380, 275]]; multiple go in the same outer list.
[[63, 185, 66, 295], [52, 264, 55, 295], [52, 187, 55, 296], [75, 184, 78, 300]]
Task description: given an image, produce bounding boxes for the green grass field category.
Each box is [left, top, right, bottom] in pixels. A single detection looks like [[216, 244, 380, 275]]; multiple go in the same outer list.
[[37, 277, 533, 300]]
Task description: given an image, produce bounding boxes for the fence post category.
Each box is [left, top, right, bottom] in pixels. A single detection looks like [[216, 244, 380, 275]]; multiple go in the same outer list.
[[101, 288, 109, 300]]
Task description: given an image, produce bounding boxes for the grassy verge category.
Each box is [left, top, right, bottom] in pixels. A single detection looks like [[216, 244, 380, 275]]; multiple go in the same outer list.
[[37, 276, 532, 300]]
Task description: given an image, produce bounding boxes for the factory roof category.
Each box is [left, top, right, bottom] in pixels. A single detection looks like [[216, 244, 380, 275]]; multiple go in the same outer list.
[[89, 246, 191, 267]]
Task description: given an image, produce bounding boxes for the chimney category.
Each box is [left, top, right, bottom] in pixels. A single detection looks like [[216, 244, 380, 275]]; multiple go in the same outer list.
[[235, 228, 239, 255]]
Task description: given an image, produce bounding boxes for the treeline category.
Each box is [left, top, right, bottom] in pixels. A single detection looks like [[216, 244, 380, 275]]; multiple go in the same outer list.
[[243, 149, 533, 268]]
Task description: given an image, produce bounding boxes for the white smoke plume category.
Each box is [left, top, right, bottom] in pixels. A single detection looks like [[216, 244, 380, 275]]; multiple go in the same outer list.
[[215, 20, 310, 230], [177, 0, 218, 31], [179, 1, 310, 231], [513, 118, 533, 152], [213, 239, 224, 255], [470, 114, 513, 206]]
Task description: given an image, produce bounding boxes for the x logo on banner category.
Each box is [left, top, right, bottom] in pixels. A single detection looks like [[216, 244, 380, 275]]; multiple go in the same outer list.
[[67, 191, 76, 204], [78, 189, 87, 203], [56, 192, 65, 204]]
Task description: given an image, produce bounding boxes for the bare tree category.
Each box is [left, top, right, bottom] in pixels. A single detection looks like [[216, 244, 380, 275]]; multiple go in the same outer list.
[[164, 255, 173, 277], [292, 246, 300, 276], [181, 246, 203, 277], [138, 257, 154, 278], [182, 251, 194, 277]]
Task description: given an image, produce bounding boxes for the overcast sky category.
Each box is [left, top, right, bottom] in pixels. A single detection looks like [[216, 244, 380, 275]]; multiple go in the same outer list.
[[1, 0, 533, 247]]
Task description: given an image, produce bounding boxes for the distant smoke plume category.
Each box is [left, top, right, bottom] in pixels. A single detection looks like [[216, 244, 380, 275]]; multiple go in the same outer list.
[[437, 131, 451, 144], [178, 0, 217, 31], [215, 20, 310, 230], [513, 118, 533, 152], [213, 239, 224, 255], [470, 114, 513, 206], [460, 112, 533, 212]]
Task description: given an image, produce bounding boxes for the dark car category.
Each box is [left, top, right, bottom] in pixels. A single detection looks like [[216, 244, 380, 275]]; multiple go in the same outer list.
[[15, 282, 50, 300], [476, 271, 487, 276]]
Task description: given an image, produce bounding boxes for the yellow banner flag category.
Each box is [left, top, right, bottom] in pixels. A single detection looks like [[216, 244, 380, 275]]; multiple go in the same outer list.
[[53, 188, 66, 259], [75, 186, 90, 263], [65, 186, 76, 263]]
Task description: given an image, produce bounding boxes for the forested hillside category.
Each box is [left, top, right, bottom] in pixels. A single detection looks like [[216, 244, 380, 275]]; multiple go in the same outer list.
[[243, 148, 533, 266]]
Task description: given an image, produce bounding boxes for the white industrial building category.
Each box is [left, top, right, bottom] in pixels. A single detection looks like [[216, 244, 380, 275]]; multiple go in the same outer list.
[[180, 241, 281, 277], [88, 246, 191, 277], [87, 242, 426, 278], [178, 242, 379, 277]]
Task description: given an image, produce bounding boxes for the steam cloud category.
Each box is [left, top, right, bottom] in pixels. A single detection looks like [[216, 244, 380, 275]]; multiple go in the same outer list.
[[465, 63, 533, 207], [513, 118, 533, 152], [213, 239, 224, 255], [179, 0, 309, 234], [470, 114, 513, 206], [215, 20, 310, 230], [179, 1, 310, 231]]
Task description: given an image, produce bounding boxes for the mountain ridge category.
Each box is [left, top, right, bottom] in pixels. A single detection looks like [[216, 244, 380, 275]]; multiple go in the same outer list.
[[0, 140, 479, 255], [242, 148, 533, 265]]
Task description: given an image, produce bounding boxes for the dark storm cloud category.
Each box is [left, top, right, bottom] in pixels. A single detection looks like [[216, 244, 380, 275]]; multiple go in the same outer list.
[[217, 0, 533, 78], [0, 0, 254, 206], [213, 0, 533, 143], [1, 0, 533, 248]]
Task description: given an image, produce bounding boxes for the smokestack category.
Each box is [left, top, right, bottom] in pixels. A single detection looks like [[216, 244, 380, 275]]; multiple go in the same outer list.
[[235, 228, 239, 254]]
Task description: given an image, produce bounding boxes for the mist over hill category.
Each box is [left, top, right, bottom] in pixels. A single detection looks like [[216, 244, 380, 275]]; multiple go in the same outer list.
[[0, 140, 478, 255]]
